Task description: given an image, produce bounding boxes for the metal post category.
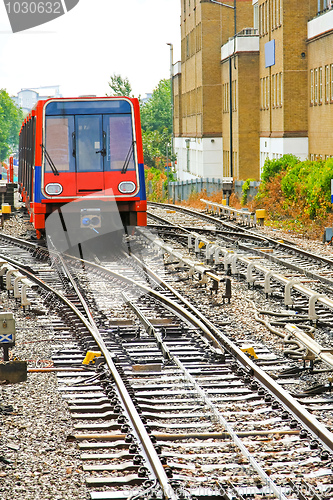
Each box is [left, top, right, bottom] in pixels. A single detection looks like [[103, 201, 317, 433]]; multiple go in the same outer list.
[[229, 57, 233, 178], [166, 144, 169, 203], [209, 0, 236, 181], [167, 43, 174, 172]]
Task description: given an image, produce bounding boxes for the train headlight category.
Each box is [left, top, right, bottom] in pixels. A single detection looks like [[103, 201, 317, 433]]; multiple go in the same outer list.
[[118, 181, 136, 194], [45, 183, 63, 195]]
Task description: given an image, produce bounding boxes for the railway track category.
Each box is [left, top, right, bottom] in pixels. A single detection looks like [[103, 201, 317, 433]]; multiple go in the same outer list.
[[147, 201, 333, 288], [0, 221, 333, 499], [146, 202, 333, 357]]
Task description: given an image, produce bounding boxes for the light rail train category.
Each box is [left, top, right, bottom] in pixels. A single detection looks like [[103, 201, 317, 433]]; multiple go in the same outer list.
[[18, 97, 147, 240]]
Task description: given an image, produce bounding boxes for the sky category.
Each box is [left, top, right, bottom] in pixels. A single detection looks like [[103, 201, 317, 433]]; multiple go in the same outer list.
[[0, 0, 181, 98]]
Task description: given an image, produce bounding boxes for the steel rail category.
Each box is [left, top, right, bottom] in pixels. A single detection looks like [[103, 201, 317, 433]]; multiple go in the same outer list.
[[147, 205, 333, 293], [148, 201, 333, 267], [0, 251, 177, 500], [63, 254, 333, 455], [121, 292, 288, 500], [3, 234, 333, 462], [285, 324, 333, 368], [139, 226, 333, 321]]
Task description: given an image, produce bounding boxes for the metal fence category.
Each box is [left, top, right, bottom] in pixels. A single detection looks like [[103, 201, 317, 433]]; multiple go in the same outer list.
[[154, 178, 261, 203]]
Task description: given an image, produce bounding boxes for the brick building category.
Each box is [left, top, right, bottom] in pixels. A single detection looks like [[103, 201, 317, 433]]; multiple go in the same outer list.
[[174, 0, 254, 181], [173, 0, 333, 182], [308, 6, 333, 160]]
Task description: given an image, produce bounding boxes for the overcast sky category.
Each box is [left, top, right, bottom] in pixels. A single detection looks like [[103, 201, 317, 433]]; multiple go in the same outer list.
[[0, 0, 181, 98]]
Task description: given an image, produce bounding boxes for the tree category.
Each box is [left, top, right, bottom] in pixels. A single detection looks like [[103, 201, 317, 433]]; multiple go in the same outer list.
[[140, 78, 171, 134], [0, 89, 23, 162], [107, 73, 132, 97], [140, 78, 174, 169]]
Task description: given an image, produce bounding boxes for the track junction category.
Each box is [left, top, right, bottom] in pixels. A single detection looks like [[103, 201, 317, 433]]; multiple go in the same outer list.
[[1, 202, 333, 500]]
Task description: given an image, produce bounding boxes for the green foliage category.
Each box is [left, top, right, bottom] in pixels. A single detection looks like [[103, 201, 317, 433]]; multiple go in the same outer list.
[[255, 154, 333, 225], [142, 129, 172, 169], [145, 166, 176, 202], [107, 73, 132, 97], [0, 89, 23, 162], [141, 79, 172, 134], [140, 78, 175, 169], [260, 154, 299, 183], [241, 178, 255, 205]]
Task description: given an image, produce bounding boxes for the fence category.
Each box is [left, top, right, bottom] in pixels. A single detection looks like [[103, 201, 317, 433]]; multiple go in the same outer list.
[[151, 178, 261, 203]]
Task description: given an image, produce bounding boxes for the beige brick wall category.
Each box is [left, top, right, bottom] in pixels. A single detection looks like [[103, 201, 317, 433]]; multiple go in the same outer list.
[[308, 31, 333, 159], [177, 0, 253, 140], [258, 0, 317, 138], [222, 51, 260, 180]]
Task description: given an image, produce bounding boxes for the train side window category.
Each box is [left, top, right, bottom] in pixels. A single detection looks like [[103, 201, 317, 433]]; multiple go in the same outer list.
[[105, 115, 135, 171], [45, 116, 75, 172]]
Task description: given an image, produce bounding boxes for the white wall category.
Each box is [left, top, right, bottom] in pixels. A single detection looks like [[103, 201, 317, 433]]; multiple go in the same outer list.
[[259, 137, 309, 175], [308, 8, 333, 40], [174, 137, 223, 181]]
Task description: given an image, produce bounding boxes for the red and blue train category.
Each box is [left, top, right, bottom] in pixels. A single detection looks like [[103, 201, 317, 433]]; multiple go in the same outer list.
[[18, 97, 147, 240]]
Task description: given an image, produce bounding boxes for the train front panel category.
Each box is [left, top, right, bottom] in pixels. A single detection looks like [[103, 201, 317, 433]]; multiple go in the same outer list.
[[19, 97, 147, 238]]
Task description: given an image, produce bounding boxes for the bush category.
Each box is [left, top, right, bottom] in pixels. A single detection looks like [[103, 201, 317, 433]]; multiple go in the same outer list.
[[241, 178, 256, 205], [145, 166, 176, 202], [260, 154, 298, 183], [254, 154, 333, 237]]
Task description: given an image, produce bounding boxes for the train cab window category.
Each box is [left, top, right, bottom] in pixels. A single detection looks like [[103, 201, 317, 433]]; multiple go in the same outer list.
[[76, 115, 103, 172], [105, 115, 135, 171], [45, 117, 75, 172]]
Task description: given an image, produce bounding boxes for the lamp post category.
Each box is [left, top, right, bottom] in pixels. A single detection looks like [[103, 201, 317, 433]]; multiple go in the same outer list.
[[166, 43, 174, 172], [209, 0, 236, 179]]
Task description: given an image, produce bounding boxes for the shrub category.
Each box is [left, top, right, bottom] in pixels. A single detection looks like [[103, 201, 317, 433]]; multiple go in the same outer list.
[[254, 155, 333, 237], [241, 178, 256, 206]]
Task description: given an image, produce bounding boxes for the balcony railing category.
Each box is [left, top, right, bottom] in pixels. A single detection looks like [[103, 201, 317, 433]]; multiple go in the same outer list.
[[316, 1, 333, 17], [228, 28, 259, 42]]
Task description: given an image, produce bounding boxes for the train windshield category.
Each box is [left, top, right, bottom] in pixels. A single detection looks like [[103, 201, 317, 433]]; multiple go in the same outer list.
[[44, 113, 135, 173], [104, 115, 135, 171], [45, 116, 75, 172]]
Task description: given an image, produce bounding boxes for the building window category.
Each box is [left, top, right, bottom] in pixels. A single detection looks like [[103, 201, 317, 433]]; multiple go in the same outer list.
[[223, 150, 230, 177], [314, 68, 318, 104], [277, 0, 283, 26], [232, 80, 237, 112], [277, 72, 281, 106], [263, 76, 270, 109], [254, 2, 259, 30], [279, 72, 283, 106], [319, 66, 323, 104], [310, 69, 314, 104], [223, 83, 229, 113], [272, 74, 276, 107], [325, 65, 330, 103], [233, 151, 238, 178]]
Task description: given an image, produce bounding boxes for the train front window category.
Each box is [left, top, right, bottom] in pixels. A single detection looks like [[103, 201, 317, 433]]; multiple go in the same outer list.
[[76, 115, 103, 172], [104, 115, 135, 171], [45, 116, 74, 172]]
